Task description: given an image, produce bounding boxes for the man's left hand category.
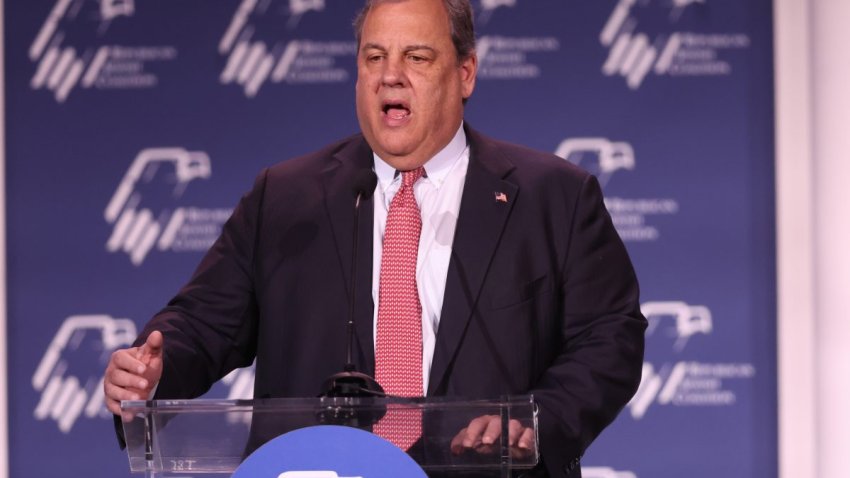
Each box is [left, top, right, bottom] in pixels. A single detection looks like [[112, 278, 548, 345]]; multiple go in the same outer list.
[[450, 415, 535, 459]]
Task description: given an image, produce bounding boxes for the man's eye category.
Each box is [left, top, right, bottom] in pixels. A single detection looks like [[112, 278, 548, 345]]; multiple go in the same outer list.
[[367, 55, 384, 63], [408, 55, 426, 63]]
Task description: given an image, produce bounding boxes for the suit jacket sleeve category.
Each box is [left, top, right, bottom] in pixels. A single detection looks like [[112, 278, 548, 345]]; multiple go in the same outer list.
[[135, 169, 269, 399], [532, 173, 646, 476]]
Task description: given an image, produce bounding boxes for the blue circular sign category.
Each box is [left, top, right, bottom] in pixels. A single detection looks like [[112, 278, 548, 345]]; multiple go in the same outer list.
[[232, 425, 427, 478]]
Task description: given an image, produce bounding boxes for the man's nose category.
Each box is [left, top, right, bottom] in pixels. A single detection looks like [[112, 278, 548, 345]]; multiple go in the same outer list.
[[380, 56, 407, 87]]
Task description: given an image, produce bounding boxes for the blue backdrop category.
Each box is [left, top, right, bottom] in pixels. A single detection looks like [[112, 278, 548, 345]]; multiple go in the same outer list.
[[4, 1, 776, 477]]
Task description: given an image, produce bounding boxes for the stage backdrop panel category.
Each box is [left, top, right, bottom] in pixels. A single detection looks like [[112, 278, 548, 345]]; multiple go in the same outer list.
[[4, 1, 775, 477]]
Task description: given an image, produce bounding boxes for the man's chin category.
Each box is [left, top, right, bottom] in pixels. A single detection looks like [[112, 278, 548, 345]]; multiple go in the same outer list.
[[373, 134, 415, 154], [370, 139, 419, 164], [374, 149, 430, 171]]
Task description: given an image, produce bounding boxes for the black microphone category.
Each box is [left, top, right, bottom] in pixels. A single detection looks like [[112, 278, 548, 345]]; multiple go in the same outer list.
[[319, 169, 385, 399]]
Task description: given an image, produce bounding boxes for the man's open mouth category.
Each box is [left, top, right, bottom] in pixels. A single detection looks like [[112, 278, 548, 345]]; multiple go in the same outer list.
[[382, 101, 411, 120]]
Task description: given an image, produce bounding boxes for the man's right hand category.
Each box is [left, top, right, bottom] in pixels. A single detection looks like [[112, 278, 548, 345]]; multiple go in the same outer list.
[[103, 331, 164, 421]]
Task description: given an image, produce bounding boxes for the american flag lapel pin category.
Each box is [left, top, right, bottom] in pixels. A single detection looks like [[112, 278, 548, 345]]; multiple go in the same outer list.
[[494, 191, 508, 203]]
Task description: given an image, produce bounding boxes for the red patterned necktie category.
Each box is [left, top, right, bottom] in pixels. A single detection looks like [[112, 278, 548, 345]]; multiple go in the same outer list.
[[374, 166, 424, 450]]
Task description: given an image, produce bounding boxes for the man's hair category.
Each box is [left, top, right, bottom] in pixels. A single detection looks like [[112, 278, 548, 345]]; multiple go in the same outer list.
[[353, 0, 476, 64]]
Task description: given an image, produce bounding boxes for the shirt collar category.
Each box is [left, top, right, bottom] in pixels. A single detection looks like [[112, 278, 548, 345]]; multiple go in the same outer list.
[[373, 122, 467, 191]]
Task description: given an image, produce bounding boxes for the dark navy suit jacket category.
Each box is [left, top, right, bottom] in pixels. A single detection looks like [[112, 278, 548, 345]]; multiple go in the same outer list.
[[134, 126, 647, 477]]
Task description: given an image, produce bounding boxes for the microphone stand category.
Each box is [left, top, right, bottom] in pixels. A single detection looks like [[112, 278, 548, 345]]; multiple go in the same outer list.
[[318, 171, 385, 426]]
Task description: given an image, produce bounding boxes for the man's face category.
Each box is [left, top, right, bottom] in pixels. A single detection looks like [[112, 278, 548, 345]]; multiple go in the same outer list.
[[355, 0, 477, 171]]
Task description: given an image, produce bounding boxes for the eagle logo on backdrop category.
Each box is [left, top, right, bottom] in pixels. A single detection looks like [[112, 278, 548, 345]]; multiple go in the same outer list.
[[582, 467, 638, 478], [629, 300, 712, 419], [555, 137, 635, 188], [642, 301, 713, 353], [28, 0, 176, 103], [29, 0, 134, 102], [218, 0, 356, 97], [599, 0, 750, 89], [31, 315, 136, 433], [104, 147, 212, 266], [31, 315, 256, 433], [555, 136, 680, 242], [476, 0, 517, 24], [627, 301, 756, 420]]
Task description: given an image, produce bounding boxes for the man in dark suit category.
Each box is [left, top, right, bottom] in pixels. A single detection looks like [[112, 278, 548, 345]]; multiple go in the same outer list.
[[103, 0, 646, 476]]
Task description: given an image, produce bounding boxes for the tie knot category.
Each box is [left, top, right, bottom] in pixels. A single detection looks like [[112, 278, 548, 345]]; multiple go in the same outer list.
[[401, 167, 425, 188]]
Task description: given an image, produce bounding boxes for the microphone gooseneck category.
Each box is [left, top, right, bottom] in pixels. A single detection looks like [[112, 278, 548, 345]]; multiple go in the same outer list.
[[320, 169, 384, 399], [345, 170, 378, 371]]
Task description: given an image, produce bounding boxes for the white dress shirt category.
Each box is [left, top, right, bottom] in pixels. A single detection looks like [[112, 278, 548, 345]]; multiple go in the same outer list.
[[372, 124, 470, 396]]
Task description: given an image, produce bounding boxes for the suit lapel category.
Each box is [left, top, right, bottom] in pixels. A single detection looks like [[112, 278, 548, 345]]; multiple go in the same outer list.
[[428, 128, 518, 395], [321, 137, 377, 375]]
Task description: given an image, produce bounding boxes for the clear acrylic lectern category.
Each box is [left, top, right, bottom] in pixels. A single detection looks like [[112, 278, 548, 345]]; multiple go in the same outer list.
[[121, 396, 539, 477]]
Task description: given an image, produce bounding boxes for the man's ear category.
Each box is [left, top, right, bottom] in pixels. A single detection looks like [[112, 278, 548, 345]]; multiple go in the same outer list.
[[459, 53, 478, 100]]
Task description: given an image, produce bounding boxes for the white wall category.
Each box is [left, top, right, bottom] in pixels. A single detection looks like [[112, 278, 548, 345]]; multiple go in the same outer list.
[[776, 0, 850, 477], [774, 0, 816, 475], [809, 0, 850, 476]]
